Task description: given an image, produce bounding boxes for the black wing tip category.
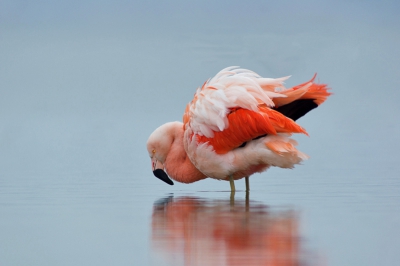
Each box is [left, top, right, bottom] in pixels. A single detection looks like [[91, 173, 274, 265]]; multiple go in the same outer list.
[[275, 99, 318, 121]]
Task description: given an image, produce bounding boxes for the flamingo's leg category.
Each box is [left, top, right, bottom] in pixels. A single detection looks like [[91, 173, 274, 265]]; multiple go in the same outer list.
[[229, 175, 236, 192], [245, 176, 250, 192]]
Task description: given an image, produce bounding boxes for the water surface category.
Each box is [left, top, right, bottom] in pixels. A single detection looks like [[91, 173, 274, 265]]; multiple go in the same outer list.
[[1, 1, 400, 265]]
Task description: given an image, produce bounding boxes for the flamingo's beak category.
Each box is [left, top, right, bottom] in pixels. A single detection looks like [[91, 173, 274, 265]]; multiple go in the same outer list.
[[152, 159, 174, 185]]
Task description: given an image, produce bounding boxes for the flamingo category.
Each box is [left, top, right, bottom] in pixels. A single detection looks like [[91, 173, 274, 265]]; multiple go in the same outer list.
[[146, 67, 331, 191]]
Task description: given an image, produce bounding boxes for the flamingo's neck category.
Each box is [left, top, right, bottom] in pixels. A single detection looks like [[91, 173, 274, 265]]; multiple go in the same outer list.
[[164, 125, 206, 184]]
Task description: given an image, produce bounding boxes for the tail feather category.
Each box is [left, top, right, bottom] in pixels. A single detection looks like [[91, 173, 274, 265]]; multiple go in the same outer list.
[[301, 83, 331, 105], [264, 137, 309, 168], [272, 75, 331, 121]]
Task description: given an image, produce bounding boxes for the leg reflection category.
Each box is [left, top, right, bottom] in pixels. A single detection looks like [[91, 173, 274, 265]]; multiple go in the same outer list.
[[230, 190, 235, 206], [151, 196, 314, 266]]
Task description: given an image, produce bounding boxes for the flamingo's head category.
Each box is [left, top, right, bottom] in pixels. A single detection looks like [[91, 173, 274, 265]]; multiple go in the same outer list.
[[146, 122, 178, 185]]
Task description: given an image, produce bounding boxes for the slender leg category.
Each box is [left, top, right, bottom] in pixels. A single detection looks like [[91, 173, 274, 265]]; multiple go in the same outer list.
[[229, 175, 236, 192], [245, 176, 250, 192]]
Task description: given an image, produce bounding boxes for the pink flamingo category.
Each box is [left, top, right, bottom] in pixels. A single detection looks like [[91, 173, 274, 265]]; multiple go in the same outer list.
[[146, 67, 331, 191]]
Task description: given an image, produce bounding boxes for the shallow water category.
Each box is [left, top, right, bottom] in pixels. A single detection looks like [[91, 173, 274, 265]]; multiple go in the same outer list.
[[1, 1, 400, 265], [1, 165, 400, 266]]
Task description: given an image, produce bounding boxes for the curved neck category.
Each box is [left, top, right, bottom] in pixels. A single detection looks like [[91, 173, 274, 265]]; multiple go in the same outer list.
[[164, 124, 206, 184]]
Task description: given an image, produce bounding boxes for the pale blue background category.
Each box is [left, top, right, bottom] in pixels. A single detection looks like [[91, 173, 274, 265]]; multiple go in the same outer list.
[[1, 1, 400, 265]]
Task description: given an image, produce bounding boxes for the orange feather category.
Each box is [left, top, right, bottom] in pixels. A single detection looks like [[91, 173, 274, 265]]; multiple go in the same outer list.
[[197, 107, 307, 154], [300, 82, 331, 105], [274, 74, 331, 106]]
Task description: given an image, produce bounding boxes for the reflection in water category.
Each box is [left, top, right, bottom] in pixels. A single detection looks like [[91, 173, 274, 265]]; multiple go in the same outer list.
[[152, 195, 319, 266]]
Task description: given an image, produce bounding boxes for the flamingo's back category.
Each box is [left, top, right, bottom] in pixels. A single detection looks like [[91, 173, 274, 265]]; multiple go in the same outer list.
[[183, 67, 331, 155]]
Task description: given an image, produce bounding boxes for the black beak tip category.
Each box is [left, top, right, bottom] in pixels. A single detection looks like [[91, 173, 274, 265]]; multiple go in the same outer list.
[[153, 169, 174, 185]]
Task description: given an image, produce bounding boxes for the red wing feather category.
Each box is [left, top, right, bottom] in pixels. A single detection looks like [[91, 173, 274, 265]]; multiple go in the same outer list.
[[197, 107, 307, 154]]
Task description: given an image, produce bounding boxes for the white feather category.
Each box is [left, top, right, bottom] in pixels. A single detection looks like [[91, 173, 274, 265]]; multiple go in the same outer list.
[[186, 66, 290, 137], [183, 128, 308, 179]]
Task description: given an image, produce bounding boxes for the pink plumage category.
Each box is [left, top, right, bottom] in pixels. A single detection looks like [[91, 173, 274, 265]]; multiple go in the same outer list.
[[147, 67, 331, 191]]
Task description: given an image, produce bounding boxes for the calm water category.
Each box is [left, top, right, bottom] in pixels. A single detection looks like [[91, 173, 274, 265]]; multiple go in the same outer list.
[[1, 1, 400, 265]]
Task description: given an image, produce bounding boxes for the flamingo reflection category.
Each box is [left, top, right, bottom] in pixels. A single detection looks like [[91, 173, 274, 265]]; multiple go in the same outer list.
[[152, 195, 317, 266]]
